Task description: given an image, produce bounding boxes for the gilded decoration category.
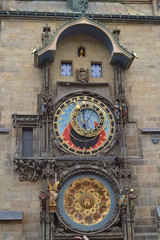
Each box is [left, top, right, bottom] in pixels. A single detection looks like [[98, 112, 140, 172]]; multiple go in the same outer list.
[[63, 177, 111, 226]]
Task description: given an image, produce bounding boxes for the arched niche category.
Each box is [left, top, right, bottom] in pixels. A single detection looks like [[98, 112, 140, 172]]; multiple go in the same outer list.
[[34, 17, 135, 69]]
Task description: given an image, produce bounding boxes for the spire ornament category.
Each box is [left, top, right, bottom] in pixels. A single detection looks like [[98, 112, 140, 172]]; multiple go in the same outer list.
[[79, 0, 88, 15]]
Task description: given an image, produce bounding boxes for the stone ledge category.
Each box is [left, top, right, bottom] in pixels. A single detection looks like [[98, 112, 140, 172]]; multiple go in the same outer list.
[[0, 211, 23, 221], [140, 128, 160, 133], [0, 128, 10, 133]]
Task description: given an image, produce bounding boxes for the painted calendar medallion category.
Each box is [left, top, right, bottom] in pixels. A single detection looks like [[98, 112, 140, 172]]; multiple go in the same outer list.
[[57, 174, 116, 232]]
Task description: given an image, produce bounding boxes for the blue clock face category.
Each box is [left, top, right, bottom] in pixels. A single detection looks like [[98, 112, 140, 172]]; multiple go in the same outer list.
[[53, 95, 116, 155]]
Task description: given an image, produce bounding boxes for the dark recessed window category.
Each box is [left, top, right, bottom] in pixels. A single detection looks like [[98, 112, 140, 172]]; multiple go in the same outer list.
[[22, 128, 33, 157], [61, 62, 72, 77], [91, 63, 102, 78]]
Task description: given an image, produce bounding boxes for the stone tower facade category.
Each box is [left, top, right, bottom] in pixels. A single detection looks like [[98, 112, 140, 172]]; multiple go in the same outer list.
[[0, 1, 160, 240]]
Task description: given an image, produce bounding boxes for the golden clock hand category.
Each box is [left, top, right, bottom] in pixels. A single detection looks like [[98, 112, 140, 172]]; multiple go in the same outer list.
[[79, 111, 85, 126]]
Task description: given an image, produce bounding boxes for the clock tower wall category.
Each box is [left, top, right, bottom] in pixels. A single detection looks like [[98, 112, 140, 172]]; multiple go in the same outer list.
[[50, 34, 114, 98]]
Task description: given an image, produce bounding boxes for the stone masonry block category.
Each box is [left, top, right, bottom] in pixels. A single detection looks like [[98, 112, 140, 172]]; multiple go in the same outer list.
[[136, 207, 150, 218], [140, 197, 157, 206]]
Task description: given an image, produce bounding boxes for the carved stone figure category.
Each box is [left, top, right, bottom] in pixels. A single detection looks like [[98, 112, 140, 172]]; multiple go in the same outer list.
[[41, 97, 47, 117], [76, 68, 88, 83], [129, 189, 138, 213], [38, 189, 46, 212], [119, 190, 126, 212], [114, 99, 120, 120], [122, 97, 128, 121], [48, 180, 60, 212]]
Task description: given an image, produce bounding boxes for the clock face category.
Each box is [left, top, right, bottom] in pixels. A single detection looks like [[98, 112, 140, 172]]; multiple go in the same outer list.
[[57, 173, 116, 232], [53, 95, 116, 155]]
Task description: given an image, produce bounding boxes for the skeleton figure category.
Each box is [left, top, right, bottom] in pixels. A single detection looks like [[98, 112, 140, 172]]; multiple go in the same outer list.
[[129, 189, 138, 213]]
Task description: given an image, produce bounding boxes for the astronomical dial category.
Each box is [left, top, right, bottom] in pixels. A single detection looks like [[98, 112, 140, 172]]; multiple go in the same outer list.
[[71, 102, 105, 137], [53, 95, 116, 155]]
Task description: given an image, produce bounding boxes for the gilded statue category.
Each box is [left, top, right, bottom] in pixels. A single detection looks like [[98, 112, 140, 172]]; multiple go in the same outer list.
[[48, 180, 60, 212]]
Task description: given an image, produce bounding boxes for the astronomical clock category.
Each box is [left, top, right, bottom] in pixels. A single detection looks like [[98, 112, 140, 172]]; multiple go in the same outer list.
[[51, 92, 121, 236], [13, 16, 133, 240], [53, 94, 116, 156]]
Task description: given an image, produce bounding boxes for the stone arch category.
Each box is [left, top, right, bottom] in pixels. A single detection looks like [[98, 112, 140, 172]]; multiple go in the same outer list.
[[34, 17, 135, 69]]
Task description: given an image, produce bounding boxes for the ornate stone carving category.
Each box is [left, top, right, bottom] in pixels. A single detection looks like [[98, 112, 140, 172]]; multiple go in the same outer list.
[[13, 156, 121, 182], [76, 68, 89, 83], [12, 114, 39, 128], [119, 169, 131, 178], [14, 158, 44, 181], [79, 0, 88, 15], [42, 163, 55, 178]]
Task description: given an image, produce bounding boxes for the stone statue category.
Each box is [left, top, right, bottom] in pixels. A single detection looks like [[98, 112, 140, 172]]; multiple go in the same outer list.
[[48, 180, 60, 212], [41, 97, 47, 117], [114, 99, 120, 120], [38, 189, 46, 212], [76, 68, 88, 83], [129, 189, 138, 213], [122, 97, 128, 121], [119, 190, 126, 212]]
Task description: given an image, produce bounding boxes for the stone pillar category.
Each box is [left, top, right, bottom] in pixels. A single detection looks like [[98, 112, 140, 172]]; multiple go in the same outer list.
[[122, 214, 128, 240], [40, 213, 46, 240]]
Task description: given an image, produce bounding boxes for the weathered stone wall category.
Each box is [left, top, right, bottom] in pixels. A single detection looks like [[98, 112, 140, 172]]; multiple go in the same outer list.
[[0, 16, 160, 240]]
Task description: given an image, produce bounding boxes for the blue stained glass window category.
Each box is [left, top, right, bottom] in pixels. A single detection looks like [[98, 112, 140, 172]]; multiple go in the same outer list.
[[91, 63, 102, 78], [61, 63, 72, 77]]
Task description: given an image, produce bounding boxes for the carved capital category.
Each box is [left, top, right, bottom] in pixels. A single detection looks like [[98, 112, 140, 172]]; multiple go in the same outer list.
[[12, 114, 39, 128]]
